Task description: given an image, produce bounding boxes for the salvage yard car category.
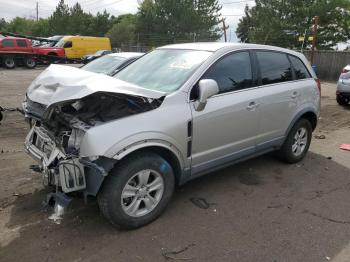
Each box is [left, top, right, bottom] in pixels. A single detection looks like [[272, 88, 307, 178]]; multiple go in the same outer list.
[[81, 49, 112, 64], [81, 52, 143, 75], [23, 43, 320, 229], [337, 64, 350, 105]]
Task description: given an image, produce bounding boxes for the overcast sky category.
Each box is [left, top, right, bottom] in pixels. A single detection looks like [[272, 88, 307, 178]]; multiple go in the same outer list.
[[0, 0, 255, 42]]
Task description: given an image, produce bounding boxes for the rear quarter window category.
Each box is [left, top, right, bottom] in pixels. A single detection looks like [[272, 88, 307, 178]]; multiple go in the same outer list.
[[256, 51, 293, 85], [2, 39, 14, 47], [289, 55, 311, 79]]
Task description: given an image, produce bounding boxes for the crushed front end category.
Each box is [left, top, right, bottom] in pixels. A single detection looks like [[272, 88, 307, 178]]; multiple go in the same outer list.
[[23, 91, 161, 197], [24, 122, 87, 193], [21, 64, 165, 221]]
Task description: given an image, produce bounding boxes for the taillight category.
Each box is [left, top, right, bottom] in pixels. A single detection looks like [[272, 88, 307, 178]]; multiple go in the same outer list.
[[315, 78, 321, 95], [342, 68, 350, 74]]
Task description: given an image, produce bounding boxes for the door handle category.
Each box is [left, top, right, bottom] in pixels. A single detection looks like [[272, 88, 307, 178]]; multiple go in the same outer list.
[[246, 101, 259, 110], [291, 91, 299, 98]]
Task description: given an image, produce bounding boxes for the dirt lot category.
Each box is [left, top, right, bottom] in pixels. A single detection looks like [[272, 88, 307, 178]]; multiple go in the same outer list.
[[1, 67, 350, 262]]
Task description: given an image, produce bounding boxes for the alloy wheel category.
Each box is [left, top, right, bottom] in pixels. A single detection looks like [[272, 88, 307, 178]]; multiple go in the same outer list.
[[121, 169, 164, 217], [292, 127, 308, 157]]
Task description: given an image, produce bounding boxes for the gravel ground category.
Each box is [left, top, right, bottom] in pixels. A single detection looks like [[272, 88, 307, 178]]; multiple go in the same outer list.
[[0, 67, 350, 262]]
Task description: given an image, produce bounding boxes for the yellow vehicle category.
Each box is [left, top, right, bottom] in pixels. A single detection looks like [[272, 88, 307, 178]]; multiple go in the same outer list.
[[56, 36, 111, 59]]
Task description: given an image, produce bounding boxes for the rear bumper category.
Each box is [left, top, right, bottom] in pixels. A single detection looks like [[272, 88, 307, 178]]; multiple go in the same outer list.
[[337, 92, 350, 100], [337, 79, 350, 94]]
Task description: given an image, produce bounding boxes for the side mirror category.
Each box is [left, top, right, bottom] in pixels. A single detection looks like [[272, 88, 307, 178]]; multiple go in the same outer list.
[[194, 79, 219, 111]]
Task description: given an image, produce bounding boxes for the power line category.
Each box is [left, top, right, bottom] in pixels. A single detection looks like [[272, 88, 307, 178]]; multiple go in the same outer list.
[[221, 14, 245, 16], [221, 0, 255, 4], [81, 0, 105, 7], [82, 0, 126, 9]]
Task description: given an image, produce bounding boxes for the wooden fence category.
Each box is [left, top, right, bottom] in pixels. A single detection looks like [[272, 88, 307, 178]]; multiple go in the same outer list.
[[303, 51, 350, 81]]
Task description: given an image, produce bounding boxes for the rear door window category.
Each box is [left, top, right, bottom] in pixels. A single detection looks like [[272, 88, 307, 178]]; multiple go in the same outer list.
[[16, 39, 27, 47], [203, 51, 253, 94], [2, 39, 14, 47], [289, 55, 311, 79], [256, 51, 293, 85]]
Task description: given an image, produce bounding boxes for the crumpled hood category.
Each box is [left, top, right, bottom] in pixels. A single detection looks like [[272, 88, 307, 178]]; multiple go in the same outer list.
[[27, 64, 166, 106]]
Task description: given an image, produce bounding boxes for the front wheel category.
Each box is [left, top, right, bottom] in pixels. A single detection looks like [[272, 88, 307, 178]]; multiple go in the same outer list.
[[98, 152, 175, 229], [278, 118, 312, 163]]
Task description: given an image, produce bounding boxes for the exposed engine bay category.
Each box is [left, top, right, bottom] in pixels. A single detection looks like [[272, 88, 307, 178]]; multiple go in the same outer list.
[[45, 92, 163, 130], [23, 91, 164, 197]]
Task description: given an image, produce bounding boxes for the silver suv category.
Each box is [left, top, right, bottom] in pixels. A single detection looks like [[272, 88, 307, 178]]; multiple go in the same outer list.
[[337, 64, 350, 105], [23, 43, 320, 228]]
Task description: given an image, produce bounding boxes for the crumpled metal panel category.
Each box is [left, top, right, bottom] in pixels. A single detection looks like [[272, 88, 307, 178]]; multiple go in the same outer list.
[[27, 64, 166, 106]]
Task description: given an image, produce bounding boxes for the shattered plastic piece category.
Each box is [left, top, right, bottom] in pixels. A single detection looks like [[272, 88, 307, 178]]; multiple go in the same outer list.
[[314, 134, 326, 139], [46, 192, 72, 224], [48, 203, 65, 224], [340, 144, 350, 151], [162, 243, 195, 260], [189, 197, 210, 209]]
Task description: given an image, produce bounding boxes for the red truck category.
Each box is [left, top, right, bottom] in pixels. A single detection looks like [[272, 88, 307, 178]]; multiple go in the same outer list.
[[0, 37, 65, 69]]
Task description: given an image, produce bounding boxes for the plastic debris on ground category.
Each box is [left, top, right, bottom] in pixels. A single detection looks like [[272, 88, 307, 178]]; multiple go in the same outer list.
[[340, 144, 350, 151]]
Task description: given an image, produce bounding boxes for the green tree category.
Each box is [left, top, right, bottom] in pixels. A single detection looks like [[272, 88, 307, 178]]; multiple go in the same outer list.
[[236, 0, 350, 49], [106, 14, 136, 47], [135, 0, 158, 46], [0, 18, 7, 32], [5, 17, 36, 35], [136, 0, 222, 46], [48, 0, 70, 35], [68, 2, 94, 35], [92, 10, 113, 37], [31, 19, 50, 36]]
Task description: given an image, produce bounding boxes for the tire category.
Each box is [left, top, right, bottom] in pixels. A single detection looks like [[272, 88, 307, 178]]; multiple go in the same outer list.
[[48, 52, 58, 63], [3, 56, 16, 69], [278, 118, 312, 163], [337, 95, 349, 106], [24, 57, 36, 69], [98, 152, 175, 229]]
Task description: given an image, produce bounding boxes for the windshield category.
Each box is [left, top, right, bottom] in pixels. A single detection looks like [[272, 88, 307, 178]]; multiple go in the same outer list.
[[55, 39, 65, 47], [94, 50, 105, 56], [81, 55, 125, 74], [115, 49, 212, 92]]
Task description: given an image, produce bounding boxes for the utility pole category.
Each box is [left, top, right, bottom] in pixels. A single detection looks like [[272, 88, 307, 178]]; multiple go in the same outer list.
[[300, 28, 307, 53], [310, 16, 319, 64], [36, 2, 39, 22], [222, 20, 229, 42]]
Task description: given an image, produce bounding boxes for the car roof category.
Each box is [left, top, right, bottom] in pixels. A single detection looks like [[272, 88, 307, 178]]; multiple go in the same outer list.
[[1, 36, 28, 41], [108, 52, 144, 59], [158, 42, 303, 57]]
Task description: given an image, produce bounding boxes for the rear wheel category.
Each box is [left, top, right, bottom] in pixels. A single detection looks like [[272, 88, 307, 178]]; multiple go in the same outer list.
[[24, 56, 36, 69], [48, 52, 58, 63], [98, 152, 175, 229], [278, 118, 312, 163], [3, 56, 16, 69], [337, 94, 349, 105]]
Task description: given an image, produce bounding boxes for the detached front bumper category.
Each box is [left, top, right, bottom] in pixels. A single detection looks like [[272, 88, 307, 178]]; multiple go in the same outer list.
[[24, 125, 86, 193]]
